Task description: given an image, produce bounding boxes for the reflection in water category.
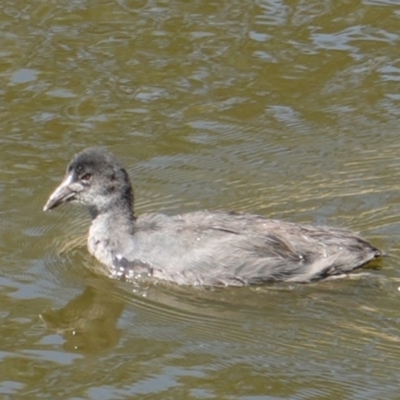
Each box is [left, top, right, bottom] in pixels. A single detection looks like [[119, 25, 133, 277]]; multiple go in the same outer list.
[[40, 281, 123, 353], [37, 272, 400, 398]]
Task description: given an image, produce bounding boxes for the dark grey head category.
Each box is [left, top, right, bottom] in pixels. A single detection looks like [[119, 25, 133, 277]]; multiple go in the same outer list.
[[43, 147, 134, 216]]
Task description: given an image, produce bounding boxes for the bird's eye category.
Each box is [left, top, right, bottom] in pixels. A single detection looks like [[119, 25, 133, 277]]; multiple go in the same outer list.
[[81, 173, 92, 182]]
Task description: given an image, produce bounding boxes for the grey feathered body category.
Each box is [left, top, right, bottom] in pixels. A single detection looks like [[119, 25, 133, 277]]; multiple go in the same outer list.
[[44, 147, 382, 287], [88, 209, 381, 286]]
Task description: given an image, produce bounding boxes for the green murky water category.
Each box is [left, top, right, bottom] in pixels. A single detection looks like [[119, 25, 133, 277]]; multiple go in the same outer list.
[[1, 0, 400, 398]]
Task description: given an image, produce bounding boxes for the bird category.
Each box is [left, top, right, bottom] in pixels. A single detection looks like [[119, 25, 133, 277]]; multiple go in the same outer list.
[[43, 147, 382, 287]]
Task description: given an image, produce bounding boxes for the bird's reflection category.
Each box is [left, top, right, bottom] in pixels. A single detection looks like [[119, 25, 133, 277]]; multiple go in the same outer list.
[[40, 279, 124, 353], [40, 262, 385, 355], [39, 271, 258, 354]]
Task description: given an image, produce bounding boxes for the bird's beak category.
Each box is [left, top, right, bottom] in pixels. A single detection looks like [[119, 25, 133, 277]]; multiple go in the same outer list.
[[43, 173, 76, 211]]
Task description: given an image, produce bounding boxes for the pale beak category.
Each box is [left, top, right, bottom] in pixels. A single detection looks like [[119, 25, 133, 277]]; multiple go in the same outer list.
[[43, 173, 76, 211]]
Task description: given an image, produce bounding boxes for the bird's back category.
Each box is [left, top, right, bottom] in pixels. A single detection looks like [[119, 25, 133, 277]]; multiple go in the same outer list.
[[117, 211, 381, 286]]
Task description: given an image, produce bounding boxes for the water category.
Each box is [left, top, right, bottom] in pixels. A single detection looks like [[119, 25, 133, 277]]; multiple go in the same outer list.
[[1, 0, 400, 398]]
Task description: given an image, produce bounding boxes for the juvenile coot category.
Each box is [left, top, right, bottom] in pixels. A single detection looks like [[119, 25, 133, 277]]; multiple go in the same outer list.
[[43, 147, 382, 286]]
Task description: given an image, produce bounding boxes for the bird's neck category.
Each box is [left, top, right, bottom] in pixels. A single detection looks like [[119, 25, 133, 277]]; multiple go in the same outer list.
[[88, 181, 135, 222], [89, 202, 136, 234], [87, 203, 136, 269]]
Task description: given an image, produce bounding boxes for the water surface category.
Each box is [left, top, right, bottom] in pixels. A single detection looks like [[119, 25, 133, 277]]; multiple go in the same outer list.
[[1, 0, 400, 398]]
